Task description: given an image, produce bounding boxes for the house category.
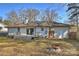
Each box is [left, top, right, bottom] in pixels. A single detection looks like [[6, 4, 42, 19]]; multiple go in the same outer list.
[[0, 23, 8, 36], [0, 23, 8, 32], [68, 25, 77, 39], [6, 21, 71, 39]]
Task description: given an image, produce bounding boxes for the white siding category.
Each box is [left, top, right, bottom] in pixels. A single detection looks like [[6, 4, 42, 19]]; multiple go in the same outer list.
[[8, 28, 35, 36], [8, 28, 18, 36], [35, 27, 48, 37], [54, 27, 69, 39], [8, 27, 69, 39], [20, 28, 26, 35]]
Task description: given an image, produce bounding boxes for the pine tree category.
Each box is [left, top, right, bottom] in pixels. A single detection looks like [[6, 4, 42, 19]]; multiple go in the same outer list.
[[67, 3, 79, 39]]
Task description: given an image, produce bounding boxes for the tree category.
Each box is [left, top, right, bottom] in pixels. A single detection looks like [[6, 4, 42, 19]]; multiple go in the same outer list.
[[67, 3, 79, 39], [67, 3, 79, 25], [3, 19, 11, 25], [42, 9, 58, 22], [6, 10, 19, 24], [42, 9, 59, 38], [26, 8, 40, 22], [18, 9, 28, 24], [0, 16, 3, 22]]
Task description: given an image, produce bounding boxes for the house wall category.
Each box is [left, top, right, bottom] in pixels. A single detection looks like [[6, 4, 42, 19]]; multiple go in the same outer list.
[[20, 28, 36, 35], [35, 27, 48, 37], [8, 27, 35, 36], [8, 27, 69, 39], [69, 26, 77, 39], [53, 27, 69, 39], [20, 28, 26, 35], [8, 28, 18, 36]]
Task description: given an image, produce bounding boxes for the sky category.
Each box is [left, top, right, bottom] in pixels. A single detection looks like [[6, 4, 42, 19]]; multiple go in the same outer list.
[[0, 3, 68, 23]]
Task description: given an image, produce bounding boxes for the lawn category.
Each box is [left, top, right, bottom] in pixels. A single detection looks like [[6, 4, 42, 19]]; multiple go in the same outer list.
[[0, 37, 79, 56]]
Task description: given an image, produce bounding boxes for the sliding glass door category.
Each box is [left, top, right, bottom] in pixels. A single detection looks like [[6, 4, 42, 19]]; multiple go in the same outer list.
[[27, 28, 34, 35]]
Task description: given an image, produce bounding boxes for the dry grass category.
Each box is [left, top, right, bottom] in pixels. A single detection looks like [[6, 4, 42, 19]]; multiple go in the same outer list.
[[0, 37, 79, 56]]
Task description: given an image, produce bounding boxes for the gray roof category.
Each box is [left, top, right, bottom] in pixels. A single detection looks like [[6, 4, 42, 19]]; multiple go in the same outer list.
[[6, 21, 70, 28]]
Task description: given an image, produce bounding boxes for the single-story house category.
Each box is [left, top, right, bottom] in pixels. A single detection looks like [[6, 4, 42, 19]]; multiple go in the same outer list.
[[0, 23, 8, 36], [6, 21, 71, 39], [0, 23, 8, 32]]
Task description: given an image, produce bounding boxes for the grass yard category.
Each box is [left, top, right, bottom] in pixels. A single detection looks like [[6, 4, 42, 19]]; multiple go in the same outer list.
[[0, 37, 79, 56]]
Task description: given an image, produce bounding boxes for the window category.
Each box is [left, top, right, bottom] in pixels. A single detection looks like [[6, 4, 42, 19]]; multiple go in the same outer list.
[[27, 28, 34, 35], [27, 29, 29, 35], [17, 28, 20, 34], [30, 28, 34, 35], [41, 28, 44, 31], [45, 30, 47, 34]]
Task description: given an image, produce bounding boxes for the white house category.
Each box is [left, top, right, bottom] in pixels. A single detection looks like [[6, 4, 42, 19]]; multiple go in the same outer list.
[[0, 23, 8, 36], [0, 23, 8, 32], [6, 21, 70, 39]]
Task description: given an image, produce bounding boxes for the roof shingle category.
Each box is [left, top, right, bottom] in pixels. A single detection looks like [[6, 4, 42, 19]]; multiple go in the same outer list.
[[6, 21, 70, 28]]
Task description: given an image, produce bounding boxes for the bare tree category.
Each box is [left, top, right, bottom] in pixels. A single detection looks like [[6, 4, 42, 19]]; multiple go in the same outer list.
[[6, 10, 19, 24], [42, 9, 59, 38], [43, 9, 58, 22], [18, 9, 27, 24], [26, 8, 40, 22]]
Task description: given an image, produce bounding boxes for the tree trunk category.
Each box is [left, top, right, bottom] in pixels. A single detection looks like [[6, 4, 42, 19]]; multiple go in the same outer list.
[[76, 9, 79, 40], [48, 27, 52, 39]]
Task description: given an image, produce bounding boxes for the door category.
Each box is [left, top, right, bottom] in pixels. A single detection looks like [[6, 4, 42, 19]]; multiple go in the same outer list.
[[27, 28, 34, 35]]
